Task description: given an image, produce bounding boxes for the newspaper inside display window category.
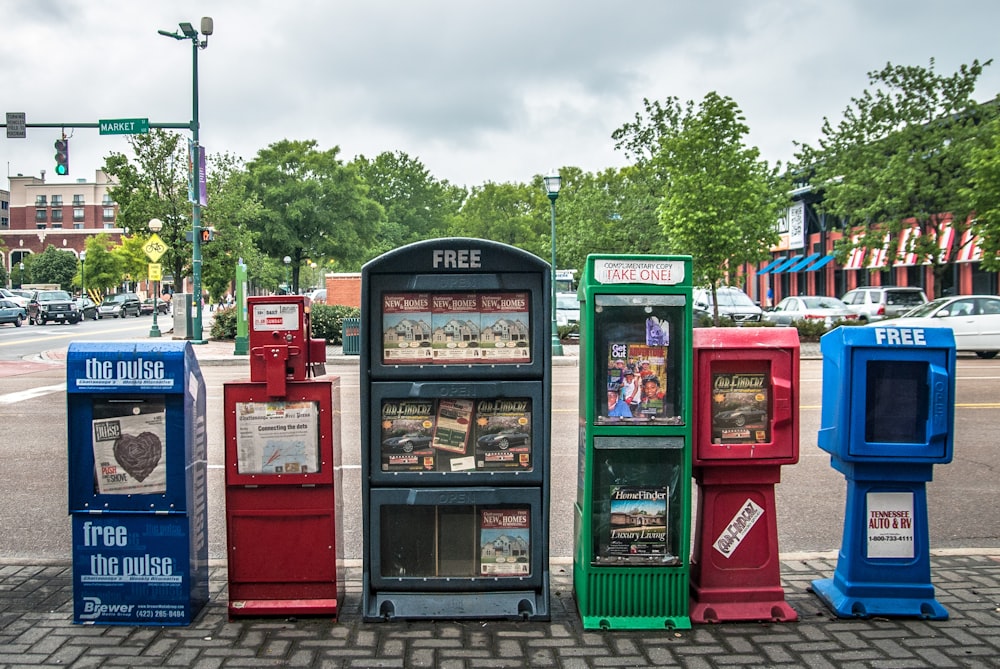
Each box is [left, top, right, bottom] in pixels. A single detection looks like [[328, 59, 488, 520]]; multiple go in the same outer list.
[[234, 400, 321, 474], [91, 396, 167, 495], [594, 294, 686, 426], [590, 436, 684, 566], [379, 505, 532, 578], [381, 291, 531, 365]]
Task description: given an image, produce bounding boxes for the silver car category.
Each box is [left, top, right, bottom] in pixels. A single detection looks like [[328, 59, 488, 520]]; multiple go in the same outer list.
[[764, 296, 859, 328], [841, 286, 928, 323], [869, 295, 1000, 359]]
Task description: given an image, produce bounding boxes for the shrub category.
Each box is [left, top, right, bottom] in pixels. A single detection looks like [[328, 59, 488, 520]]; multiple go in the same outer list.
[[210, 305, 238, 340], [311, 304, 361, 344]]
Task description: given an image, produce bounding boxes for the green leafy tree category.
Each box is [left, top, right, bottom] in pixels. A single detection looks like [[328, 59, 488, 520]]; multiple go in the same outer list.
[[794, 59, 996, 286], [354, 151, 465, 259], [245, 140, 383, 290], [963, 115, 1000, 272], [651, 93, 781, 324], [103, 130, 192, 291], [452, 180, 548, 255], [78, 233, 124, 297], [29, 245, 80, 290]]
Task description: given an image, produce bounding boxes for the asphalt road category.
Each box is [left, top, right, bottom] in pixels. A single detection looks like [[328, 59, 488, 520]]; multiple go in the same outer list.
[[1, 352, 998, 563]]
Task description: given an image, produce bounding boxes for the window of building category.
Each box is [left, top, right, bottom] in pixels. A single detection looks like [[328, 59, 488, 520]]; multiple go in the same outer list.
[[51, 195, 63, 207], [73, 195, 85, 205], [35, 195, 47, 206], [74, 222, 84, 230], [35, 209, 47, 222], [73, 208, 85, 221], [102, 194, 113, 205], [51, 209, 63, 222], [103, 207, 115, 222]]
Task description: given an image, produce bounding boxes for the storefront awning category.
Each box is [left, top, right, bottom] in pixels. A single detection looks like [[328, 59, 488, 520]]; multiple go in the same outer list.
[[768, 255, 803, 274], [804, 255, 835, 272], [757, 257, 788, 275], [785, 253, 820, 273]]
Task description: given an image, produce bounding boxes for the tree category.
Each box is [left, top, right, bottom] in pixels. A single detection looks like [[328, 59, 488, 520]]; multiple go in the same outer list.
[[651, 93, 781, 324], [963, 115, 1000, 272], [353, 151, 465, 259], [28, 245, 80, 290], [794, 59, 996, 287], [452, 180, 548, 256], [76, 233, 122, 296], [103, 130, 192, 292], [245, 140, 383, 291]]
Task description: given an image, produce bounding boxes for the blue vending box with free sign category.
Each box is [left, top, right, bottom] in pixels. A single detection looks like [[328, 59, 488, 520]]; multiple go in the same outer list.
[[66, 342, 208, 625], [811, 325, 954, 619]]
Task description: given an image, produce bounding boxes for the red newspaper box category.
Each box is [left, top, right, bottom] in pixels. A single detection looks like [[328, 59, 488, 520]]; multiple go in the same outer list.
[[224, 295, 343, 618], [690, 327, 799, 623]]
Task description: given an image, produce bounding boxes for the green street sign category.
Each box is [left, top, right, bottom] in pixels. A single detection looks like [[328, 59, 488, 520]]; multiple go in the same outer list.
[[99, 118, 149, 135]]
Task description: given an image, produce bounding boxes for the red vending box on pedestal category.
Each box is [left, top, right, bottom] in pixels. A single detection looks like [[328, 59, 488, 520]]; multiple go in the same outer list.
[[223, 296, 343, 618], [690, 327, 798, 623]]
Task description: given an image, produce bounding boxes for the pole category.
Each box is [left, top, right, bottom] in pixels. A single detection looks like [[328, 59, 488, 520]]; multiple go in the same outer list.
[[150, 276, 162, 337], [549, 195, 564, 356], [190, 35, 205, 343]]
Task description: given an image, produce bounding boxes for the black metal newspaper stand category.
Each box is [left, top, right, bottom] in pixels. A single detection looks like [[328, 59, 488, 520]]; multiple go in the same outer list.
[[361, 238, 551, 621]]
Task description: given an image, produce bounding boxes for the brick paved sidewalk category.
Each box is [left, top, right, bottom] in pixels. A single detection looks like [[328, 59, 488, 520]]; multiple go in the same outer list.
[[1, 554, 998, 668]]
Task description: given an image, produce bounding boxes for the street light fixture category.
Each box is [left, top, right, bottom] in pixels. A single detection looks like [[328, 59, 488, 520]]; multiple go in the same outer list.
[[283, 256, 292, 294], [79, 251, 86, 300], [148, 218, 163, 338], [158, 16, 213, 344], [543, 170, 564, 356]]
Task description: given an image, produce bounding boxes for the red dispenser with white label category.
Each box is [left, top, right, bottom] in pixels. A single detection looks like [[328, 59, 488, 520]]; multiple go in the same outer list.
[[689, 327, 799, 623]]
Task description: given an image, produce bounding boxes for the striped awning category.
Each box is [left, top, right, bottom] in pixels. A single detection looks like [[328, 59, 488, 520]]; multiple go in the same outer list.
[[768, 256, 803, 274], [785, 253, 820, 273], [804, 255, 835, 272]]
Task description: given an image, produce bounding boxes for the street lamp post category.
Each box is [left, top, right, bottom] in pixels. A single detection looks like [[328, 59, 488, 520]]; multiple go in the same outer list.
[[79, 251, 86, 300], [148, 218, 163, 338], [543, 170, 564, 356], [18, 262, 24, 289], [283, 256, 292, 294], [158, 17, 213, 344]]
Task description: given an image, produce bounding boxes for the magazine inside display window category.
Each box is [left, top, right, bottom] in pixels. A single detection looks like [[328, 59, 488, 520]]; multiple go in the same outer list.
[[91, 395, 168, 495], [589, 436, 685, 566], [710, 368, 772, 446], [379, 504, 534, 579], [595, 294, 686, 426]]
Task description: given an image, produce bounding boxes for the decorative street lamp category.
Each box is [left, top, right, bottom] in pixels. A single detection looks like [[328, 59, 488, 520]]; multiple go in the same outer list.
[[283, 256, 292, 294], [148, 218, 164, 338], [158, 16, 213, 344], [543, 170, 564, 356], [79, 250, 86, 301]]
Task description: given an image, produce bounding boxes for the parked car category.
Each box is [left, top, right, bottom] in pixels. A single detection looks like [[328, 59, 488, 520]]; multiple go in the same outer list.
[[75, 296, 99, 321], [97, 293, 142, 319], [868, 295, 1000, 359], [841, 286, 928, 323], [28, 289, 81, 325], [0, 288, 28, 309], [693, 286, 763, 323], [0, 299, 27, 327], [763, 295, 859, 328], [140, 298, 169, 316], [307, 289, 327, 305]]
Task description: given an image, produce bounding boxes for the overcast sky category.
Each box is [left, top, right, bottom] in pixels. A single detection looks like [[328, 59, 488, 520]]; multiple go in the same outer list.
[[4, 1, 1000, 191]]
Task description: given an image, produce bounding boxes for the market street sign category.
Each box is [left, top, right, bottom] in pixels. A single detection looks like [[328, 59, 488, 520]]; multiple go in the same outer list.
[[99, 118, 149, 135]]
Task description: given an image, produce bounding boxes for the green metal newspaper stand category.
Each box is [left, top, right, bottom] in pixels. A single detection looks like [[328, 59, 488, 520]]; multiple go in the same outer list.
[[573, 254, 693, 630]]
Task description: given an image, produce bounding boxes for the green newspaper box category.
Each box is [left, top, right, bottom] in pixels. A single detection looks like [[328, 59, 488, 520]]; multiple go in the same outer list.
[[573, 254, 693, 630]]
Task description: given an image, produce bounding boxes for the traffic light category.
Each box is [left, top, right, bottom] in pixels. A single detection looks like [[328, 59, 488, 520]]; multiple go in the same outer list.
[[201, 228, 214, 242], [54, 138, 70, 176]]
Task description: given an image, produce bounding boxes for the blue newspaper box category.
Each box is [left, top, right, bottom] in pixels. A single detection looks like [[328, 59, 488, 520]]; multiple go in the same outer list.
[[66, 342, 208, 625], [811, 326, 955, 619]]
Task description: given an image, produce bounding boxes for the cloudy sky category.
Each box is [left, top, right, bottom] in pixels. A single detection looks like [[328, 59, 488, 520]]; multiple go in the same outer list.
[[4, 1, 1000, 191]]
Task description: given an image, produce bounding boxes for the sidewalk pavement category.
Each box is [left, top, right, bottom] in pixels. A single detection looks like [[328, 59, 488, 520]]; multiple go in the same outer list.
[[1, 554, 999, 668], [23, 337, 1000, 667]]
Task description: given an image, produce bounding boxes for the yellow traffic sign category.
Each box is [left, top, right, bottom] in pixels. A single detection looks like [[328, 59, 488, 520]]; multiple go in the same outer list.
[[144, 234, 168, 262], [148, 263, 162, 281]]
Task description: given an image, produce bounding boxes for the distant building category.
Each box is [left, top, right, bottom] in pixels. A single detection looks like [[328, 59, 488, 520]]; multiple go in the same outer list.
[[2, 170, 121, 282]]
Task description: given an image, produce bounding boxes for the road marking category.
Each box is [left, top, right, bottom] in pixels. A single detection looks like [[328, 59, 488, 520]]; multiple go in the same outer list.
[[0, 383, 66, 404]]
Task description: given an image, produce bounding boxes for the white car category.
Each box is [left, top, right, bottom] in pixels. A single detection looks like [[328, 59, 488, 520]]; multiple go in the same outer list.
[[868, 294, 1000, 359], [0, 288, 28, 308]]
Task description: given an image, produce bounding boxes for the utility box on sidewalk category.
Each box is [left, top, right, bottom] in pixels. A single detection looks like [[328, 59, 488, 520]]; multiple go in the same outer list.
[[224, 295, 343, 618], [573, 254, 693, 630], [689, 327, 799, 623], [360, 238, 551, 621], [812, 325, 955, 619], [66, 342, 208, 625]]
